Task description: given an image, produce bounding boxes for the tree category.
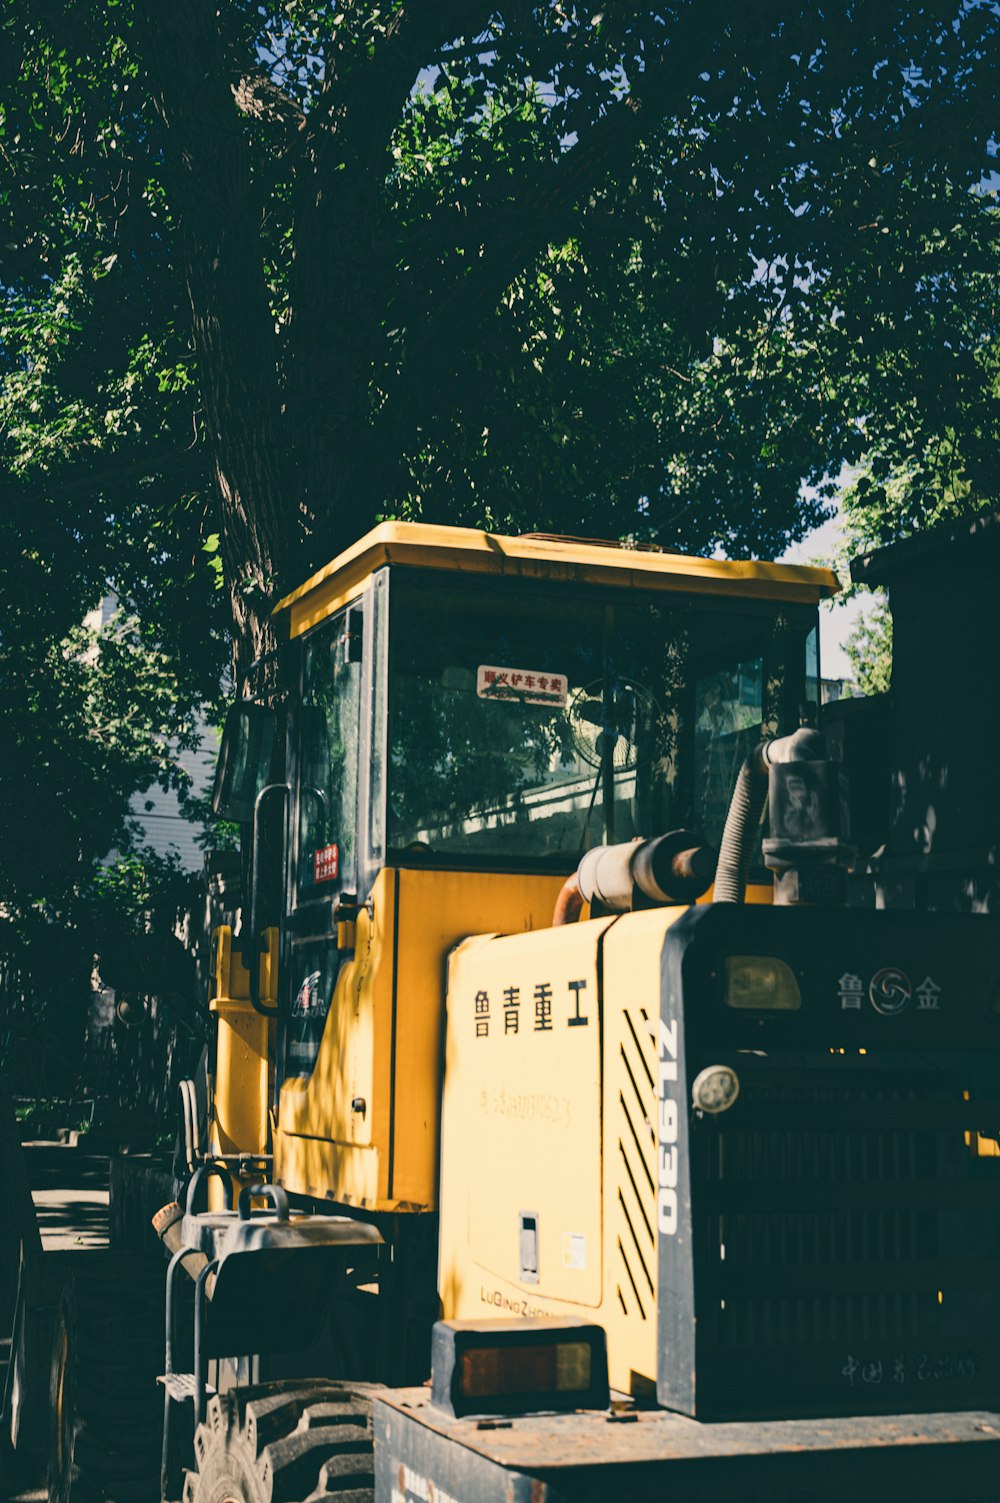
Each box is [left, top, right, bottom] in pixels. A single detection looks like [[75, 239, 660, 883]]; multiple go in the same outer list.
[[831, 197, 999, 694], [1, 0, 997, 943], [3, 0, 996, 688], [844, 591, 893, 696]]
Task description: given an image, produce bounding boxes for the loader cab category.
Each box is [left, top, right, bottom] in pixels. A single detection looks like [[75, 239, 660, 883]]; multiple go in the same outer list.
[[271, 529, 832, 1076], [284, 544, 828, 898], [214, 523, 836, 1220]]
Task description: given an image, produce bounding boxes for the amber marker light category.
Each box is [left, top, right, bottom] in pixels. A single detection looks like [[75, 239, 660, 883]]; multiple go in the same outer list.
[[724, 955, 802, 1011], [460, 1340, 592, 1398], [430, 1318, 610, 1419]]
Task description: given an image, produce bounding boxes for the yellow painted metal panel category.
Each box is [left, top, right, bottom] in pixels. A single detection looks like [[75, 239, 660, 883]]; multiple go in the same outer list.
[[274, 867, 565, 1212], [273, 1129, 381, 1207], [439, 904, 689, 1397], [278, 868, 392, 1153], [211, 925, 279, 1005], [599, 907, 687, 1395], [287, 572, 370, 641], [699, 881, 773, 906], [207, 925, 279, 1202], [390, 869, 565, 1207], [273, 522, 838, 640], [209, 998, 270, 1159], [443, 921, 613, 1309]]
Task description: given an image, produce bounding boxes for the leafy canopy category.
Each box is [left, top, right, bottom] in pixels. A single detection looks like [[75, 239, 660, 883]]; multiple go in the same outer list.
[[0, 0, 997, 915], [4, 3, 997, 591]]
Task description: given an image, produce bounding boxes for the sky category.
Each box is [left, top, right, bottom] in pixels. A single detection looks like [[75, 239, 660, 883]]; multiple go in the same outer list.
[[780, 510, 866, 682]]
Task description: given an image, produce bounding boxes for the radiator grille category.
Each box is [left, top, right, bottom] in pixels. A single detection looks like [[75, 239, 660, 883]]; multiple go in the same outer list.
[[688, 1056, 1000, 1415]]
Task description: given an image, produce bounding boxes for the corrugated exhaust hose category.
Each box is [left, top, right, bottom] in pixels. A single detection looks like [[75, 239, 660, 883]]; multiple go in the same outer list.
[[714, 727, 826, 904]]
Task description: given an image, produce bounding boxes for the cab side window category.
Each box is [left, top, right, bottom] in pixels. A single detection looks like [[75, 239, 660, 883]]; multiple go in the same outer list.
[[295, 606, 362, 901]]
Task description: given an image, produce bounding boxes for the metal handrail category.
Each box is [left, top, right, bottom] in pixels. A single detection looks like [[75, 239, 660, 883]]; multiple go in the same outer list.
[[247, 782, 289, 1016]]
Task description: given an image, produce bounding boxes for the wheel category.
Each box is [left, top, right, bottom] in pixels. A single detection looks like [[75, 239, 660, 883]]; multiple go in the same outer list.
[[48, 1254, 165, 1503], [184, 1381, 379, 1503]]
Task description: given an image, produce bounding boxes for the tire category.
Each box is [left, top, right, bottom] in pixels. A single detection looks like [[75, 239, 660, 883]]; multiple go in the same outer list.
[[185, 1381, 379, 1503], [48, 1254, 165, 1503]]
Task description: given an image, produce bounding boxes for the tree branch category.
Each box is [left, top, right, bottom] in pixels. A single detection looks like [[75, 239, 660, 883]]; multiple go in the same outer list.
[[2, 445, 205, 504], [232, 71, 306, 131]]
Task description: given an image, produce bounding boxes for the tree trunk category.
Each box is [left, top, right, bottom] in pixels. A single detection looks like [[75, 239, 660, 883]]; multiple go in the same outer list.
[[137, 0, 295, 679]]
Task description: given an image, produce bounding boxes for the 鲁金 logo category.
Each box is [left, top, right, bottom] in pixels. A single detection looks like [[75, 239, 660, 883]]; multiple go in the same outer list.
[[869, 967, 911, 1017]]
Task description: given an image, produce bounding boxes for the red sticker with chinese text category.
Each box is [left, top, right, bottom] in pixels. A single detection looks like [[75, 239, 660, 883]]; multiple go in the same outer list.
[[313, 844, 340, 883], [476, 665, 568, 706]]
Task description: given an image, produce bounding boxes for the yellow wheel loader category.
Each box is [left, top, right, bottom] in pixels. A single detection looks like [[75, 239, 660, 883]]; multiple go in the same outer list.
[[51, 522, 1000, 1503]]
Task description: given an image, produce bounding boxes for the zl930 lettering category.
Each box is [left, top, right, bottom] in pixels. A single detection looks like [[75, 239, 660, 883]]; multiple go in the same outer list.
[[658, 1016, 679, 1235]]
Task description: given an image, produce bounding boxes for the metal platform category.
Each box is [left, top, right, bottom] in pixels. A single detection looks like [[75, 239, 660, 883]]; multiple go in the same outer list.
[[374, 1387, 1000, 1503]]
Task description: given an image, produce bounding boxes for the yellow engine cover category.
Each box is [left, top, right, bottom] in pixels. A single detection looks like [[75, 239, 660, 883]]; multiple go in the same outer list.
[[440, 907, 687, 1398]]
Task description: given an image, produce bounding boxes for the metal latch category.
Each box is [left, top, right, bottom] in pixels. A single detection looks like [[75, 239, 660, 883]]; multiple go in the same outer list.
[[519, 1211, 539, 1284]]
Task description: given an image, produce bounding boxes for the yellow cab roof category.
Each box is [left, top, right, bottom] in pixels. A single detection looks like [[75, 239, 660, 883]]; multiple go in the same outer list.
[[273, 521, 838, 640]]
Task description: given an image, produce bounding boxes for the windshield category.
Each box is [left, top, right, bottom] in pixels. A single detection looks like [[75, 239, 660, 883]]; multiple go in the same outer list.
[[386, 576, 810, 865]]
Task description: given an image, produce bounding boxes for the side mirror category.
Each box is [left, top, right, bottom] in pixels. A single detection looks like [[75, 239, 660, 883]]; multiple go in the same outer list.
[[212, 701, 276, 823]]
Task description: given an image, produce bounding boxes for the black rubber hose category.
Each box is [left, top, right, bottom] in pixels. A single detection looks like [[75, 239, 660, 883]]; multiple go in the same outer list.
[[713, 727, 828, 903], [713, 746, 769, 903]]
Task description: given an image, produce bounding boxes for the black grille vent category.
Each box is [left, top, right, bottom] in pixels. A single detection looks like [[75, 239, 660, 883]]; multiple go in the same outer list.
[[687, 1055, 1000, 1416]]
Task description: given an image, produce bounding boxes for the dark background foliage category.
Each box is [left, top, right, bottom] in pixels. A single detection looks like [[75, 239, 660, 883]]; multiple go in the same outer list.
[[0, 0, 996, 955]]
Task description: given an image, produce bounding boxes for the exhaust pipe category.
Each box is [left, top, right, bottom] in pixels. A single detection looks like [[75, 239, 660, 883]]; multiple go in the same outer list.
[[553, 830, 716, 925], [714, 726, 854, 905]]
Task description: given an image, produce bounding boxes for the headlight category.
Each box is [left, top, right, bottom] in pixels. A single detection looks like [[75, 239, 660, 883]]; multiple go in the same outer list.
[[691, 1064, 740, 1114], [725, 955, 801, 1011]]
